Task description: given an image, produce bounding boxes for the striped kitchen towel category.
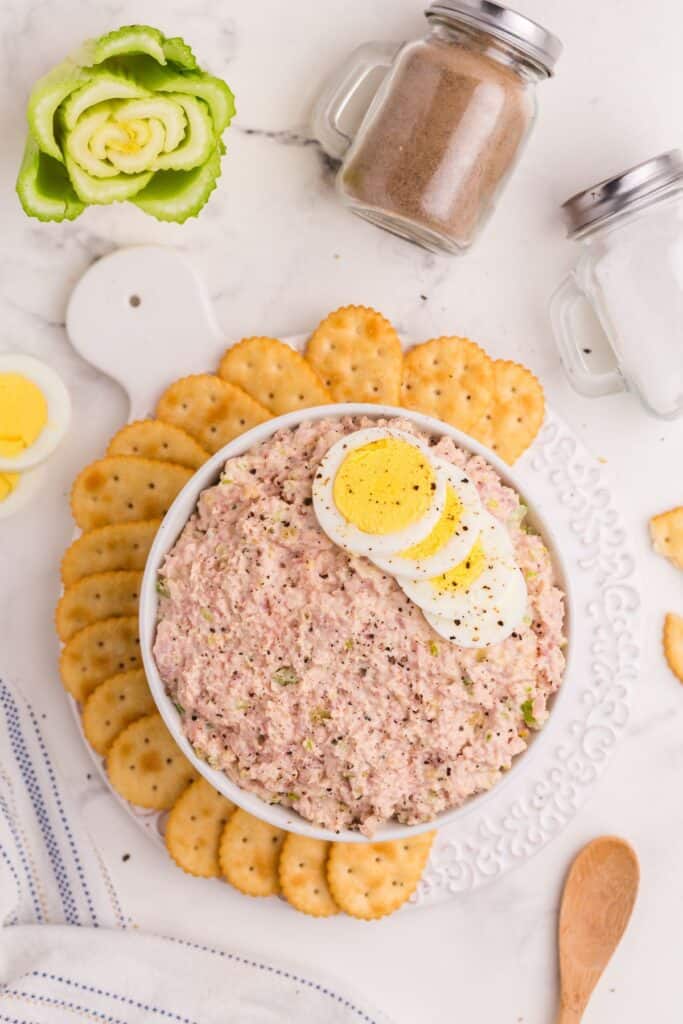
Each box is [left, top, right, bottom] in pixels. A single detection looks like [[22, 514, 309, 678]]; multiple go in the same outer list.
[[0, 678, 391, 1024]]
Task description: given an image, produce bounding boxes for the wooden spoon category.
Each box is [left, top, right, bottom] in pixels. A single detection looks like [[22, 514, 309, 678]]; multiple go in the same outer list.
[[557, 836, 639, 1023]]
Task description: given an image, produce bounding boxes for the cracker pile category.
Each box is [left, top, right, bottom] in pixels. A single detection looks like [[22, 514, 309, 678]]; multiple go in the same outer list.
[[57, 306, 546, 918], [650, 506, 683, 683]]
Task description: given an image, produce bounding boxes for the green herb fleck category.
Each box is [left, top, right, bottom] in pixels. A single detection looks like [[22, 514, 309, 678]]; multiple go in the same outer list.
[[156, 576, 170, 598], [285, 792, 300, 801], [462, 673, 474, 690], [199, 607, 213, 622], [428, 640, 439, 656], [173, 701, 184, 715], [303, 737, 314, 752], [273, 665, 299, 686], [344, 638, 354, 650], [521, 699, 537, 728]]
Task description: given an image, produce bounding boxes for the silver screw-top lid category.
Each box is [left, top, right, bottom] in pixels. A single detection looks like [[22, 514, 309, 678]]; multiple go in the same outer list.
[[425, 0, 562, 75], [562, 150, 683, 238]]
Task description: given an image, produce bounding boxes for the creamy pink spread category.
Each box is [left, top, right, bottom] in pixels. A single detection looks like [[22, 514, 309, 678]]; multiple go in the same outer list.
[[153, 417, 566, 835]]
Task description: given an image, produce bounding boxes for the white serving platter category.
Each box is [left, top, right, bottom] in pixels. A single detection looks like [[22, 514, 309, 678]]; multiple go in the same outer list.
[[64, 246, 639, 904]]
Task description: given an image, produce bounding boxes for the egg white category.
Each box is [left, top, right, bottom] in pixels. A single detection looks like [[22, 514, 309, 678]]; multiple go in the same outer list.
[[399, 512, 523, 618], [0, 465, 46, 520], [425, 566, 528, 648], [312, 426, 446, 557], [371, 458, 485, 580], [0, 353, 71, 473]]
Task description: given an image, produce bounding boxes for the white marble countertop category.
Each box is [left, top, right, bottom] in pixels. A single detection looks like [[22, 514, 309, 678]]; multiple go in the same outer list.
[[1, 0, 682, 1020]]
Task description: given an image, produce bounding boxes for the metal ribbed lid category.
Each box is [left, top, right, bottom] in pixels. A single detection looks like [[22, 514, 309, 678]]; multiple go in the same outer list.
[[562, 150, 683, 237], [425, 0, 562, 75]]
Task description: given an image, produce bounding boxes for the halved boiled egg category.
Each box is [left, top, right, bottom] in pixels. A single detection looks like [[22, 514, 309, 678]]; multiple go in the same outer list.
[[371, 458, 485, 580], [399, 514, 528, 647], [0, 353, 71, 473], [312, 427, 446, 557], [0, 465, 46, 520], [424, 568, 528, 648]]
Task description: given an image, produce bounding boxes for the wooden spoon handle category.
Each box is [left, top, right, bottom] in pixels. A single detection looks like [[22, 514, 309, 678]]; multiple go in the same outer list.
[[557, 1003, 583, 1024]]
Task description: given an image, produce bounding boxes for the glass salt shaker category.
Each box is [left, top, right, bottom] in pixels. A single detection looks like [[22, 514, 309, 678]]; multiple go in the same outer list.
[[551, 151, 683, 420], [312, 0, 562, 255]]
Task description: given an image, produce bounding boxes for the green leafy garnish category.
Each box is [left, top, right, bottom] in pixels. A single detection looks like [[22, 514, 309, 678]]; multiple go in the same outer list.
[[285, 792, 300, 801], [520, 699, 537, 728], [156, 576, 170, 598], [16, 25, 235, 222], [273, 666, 299, 687], [462, 673, 474, 690], [173, 701, 184, 715], [302, 737, 314, 752]]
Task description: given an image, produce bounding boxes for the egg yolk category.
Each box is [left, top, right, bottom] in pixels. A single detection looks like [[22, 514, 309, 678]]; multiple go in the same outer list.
[[430, 538, 487, 593], [399, 485, 463, 560], [0, 373, 48, 459], [0, 471, 19, 502], [333, 438, 435, 535]]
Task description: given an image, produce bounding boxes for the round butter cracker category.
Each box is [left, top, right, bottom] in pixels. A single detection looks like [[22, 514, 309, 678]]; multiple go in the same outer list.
[[166, 777, 236, 878], [327, 831, 435, 920], [56, 570, 142, 642], [82, 668, 155, 756], [106, 713, 197, 810], [107, 419, 210, 470], [305, 305, 403, 404], [279, 834, 338, 917], [60, 615, 140, 703], [219, 809, 286, 898], [219, 336, 330, 415]]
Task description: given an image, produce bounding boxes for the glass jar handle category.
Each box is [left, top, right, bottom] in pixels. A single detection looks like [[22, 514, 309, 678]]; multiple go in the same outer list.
[[550, 274, 626, 398], [311, 41, 399, 160]]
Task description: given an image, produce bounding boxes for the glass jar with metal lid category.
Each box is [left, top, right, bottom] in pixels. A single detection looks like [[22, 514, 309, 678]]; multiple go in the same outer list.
[[551, 151, 683, 420], [312, 0, 562, 254]]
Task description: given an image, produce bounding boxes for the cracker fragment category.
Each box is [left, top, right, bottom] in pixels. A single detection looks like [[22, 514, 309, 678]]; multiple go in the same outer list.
[[218, 808, 286, 897], [327, 831, 435, 920], [477, 360, 545, 464], [664, 613, 683, 683], [107, 420, 209, 470], [305, 305, 403, 404], [71, 456, 192, 531], [82, 669, 156, 756], [106, 713, 197, 810], [279, 834, 338, 917], [165, 777, 236, 878], [156, 374, 270, 454], [219, 336, 331, 415], [401, 337, 494, 435], [61, 520, 161, 586], [60, 616, 141, 703], [650, 507, 683, 571], [56, 570, 142, 642]]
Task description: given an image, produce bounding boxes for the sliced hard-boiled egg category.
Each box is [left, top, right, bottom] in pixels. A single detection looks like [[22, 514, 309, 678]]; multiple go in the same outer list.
[[0, 464, 46, 520], [371, 458, 485, 580], [399, 514, 528, 646], [0, 354, 71, 473], [313, 427, 446, 557], [425, 567, 528, 648]]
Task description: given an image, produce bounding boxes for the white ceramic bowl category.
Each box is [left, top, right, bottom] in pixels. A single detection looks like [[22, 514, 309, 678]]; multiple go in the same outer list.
[[140, 404, 573, 843]]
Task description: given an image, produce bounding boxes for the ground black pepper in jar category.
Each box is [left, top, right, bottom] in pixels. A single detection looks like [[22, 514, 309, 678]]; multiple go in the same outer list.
[[313, 1, 562, 254]]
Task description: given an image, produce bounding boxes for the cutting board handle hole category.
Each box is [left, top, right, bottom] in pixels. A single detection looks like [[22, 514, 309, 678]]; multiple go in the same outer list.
[[129, 294, 141, 308]]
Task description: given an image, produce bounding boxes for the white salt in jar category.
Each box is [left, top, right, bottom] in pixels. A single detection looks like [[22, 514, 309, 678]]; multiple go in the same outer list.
[[551, 151, 683, 420]]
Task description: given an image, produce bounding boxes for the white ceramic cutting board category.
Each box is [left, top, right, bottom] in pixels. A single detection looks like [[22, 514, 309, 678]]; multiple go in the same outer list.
[[66, 246, 226, 419]]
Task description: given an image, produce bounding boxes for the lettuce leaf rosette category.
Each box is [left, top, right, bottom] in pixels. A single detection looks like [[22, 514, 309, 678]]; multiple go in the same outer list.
[[16, 25, 235, 223]]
